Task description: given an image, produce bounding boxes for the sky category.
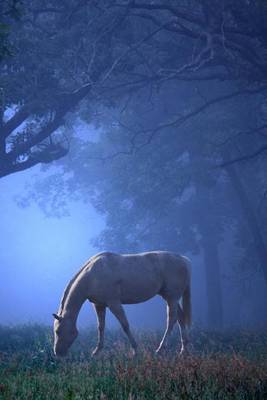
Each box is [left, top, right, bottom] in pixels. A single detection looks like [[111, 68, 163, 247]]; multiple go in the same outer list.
[[0, 166, 104, 326]]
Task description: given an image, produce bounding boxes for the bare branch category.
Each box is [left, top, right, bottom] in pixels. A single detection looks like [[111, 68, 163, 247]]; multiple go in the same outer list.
[[123, 2, 205, 27], [101, 23, 166, 84], [133, 86, 267, 143], [219, 145, 267, 168], [210, 124, 267, 148], [90, 85, 267, 162]]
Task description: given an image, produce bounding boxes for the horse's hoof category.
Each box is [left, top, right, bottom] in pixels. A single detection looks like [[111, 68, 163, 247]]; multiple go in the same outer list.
[[179, 348, 189, 358], [131, 348, 138, 357], [91, 347, 102, 357], [155, 347, 163, 355]]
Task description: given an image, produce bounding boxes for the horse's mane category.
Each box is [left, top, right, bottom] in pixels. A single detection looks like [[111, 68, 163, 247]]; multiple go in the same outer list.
[[58, 253, 107, 315], [58, 260, 90, 315]]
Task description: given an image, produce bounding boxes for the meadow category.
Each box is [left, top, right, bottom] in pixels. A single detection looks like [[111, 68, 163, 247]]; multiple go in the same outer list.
[[0, 325, 266, 399]]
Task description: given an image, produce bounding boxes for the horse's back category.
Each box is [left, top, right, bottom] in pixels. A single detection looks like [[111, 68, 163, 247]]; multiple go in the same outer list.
[[86, 251, 190, 304], [89, 251, 190, 286]]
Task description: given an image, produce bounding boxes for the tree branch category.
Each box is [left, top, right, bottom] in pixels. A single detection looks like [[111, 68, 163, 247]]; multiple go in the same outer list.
[[0, 83, 91, 177], [124, 2, 205, 27], [1, 106, 31, 140], [219, 145, 267, 168], [133, 86, 267, 144], [89, 86, 267, 162], [9, 83, 91, 157], [0, 143, 68, 178]]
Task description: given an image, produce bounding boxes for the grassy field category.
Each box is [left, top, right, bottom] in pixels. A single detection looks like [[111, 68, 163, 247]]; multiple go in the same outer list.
[[0, 325, 266, 399]]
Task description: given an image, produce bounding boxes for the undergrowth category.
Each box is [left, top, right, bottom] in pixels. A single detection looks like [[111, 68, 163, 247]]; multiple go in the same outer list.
[[0, 325, 266, 399]]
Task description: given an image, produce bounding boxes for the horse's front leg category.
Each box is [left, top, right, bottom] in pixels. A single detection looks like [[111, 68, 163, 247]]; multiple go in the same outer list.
[[108, 301, 138, 355], [92, 303, 106, 356], [156, 298, 178, 354]]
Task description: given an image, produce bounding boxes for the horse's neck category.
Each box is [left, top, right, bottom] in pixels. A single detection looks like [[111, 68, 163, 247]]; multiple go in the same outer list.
[[61, 274, 87, 322]]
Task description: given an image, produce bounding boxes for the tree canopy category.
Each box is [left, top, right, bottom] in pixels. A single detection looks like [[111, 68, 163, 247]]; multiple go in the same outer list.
[[1, 0, 267, 178]]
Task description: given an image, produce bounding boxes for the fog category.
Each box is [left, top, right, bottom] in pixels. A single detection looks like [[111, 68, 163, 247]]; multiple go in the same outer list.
[[1, 0, 267, 334], [0, 168, 100, 324], [0, 167, 206, 329], [1, 153, 266, 332]]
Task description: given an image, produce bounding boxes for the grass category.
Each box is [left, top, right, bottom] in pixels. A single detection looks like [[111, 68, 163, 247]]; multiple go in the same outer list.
[[0, 325, 266, 399]]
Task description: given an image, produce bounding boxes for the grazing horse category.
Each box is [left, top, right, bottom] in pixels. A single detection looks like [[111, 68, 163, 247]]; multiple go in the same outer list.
[[53, 251, 191, 357]]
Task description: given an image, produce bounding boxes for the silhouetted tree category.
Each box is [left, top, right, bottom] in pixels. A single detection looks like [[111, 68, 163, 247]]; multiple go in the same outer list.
[[1, 0, 267, 178]]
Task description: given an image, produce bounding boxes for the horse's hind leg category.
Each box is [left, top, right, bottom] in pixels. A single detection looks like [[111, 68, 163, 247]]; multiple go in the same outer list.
[[177, 303, 189, 355], [108, 302, 137, 355], [156, 298, 178, 354], [92, 303, 106, 356]]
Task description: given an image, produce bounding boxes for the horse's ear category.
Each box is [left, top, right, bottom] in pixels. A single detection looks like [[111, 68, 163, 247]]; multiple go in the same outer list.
[[53, 313, 62, 321]]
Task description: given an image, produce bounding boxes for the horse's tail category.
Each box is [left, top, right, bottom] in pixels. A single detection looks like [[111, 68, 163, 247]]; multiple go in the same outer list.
[[181, 257, 192, 327]]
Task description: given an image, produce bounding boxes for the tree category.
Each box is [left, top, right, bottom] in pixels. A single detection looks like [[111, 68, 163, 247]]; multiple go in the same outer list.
[[1, 0, 267, 179], [25, 82, 258, 328], [0, 1, 145, 177], [121, 0, 267, 84]]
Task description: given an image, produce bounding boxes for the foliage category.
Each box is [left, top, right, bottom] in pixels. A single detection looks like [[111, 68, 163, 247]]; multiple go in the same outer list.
[[0, 325, 266, 399], [0, 0, 22, 61], [1, 0, 267, 177], [0, 0, 138, 177]]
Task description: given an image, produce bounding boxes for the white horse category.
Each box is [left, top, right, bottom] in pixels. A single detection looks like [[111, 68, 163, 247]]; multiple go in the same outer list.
[[53, 251, 191, 357]]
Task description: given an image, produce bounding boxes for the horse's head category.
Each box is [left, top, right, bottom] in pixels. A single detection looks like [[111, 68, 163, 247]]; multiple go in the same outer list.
[[53, 313, 78, 356]]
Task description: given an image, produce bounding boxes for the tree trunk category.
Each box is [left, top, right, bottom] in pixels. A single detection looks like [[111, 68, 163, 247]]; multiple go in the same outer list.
[[226, 165, 267, 286], [193, 179, 224, 329], [189, 145, 224, 329], [200, 232, 224, 329]]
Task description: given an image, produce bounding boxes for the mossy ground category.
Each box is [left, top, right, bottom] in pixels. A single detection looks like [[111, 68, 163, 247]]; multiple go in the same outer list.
[[0, 325, 266, 399]]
